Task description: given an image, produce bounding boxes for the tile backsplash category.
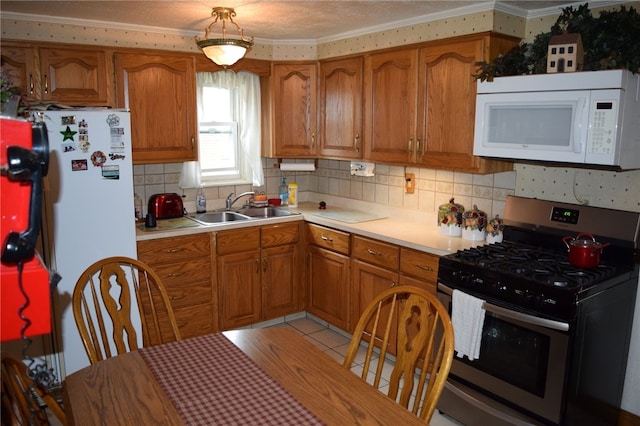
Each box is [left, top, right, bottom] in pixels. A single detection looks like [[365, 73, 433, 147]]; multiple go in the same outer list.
[[134, 159, 516, 219]]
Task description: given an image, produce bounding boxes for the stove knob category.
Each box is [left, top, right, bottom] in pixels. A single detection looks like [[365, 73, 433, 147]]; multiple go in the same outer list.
[[523, 290, 537, 307], [497, 283, 508, 295]]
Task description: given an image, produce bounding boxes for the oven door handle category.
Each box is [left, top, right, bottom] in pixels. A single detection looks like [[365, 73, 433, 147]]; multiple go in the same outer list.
[[438, 283, 570, 332]]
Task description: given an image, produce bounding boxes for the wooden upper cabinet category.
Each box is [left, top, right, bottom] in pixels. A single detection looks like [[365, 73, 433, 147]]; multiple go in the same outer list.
[[318, 57, 363, 159], [39, 47, 112, 105], [363, 49, 418, 164], [270, 62, 317, 157], [1, 43, 113, 106], [415, 35, 515, 173], [114, 52, 197, 164], [363, 33, 518, 173]]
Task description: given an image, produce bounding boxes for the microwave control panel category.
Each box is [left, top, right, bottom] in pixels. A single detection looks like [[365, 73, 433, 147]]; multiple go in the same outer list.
[[587, 99, 618, 155]]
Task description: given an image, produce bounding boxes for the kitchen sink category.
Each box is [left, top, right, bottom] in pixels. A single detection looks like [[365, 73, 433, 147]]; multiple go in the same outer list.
[[187, 211, 252, 224], [235, 207, 301, 218]]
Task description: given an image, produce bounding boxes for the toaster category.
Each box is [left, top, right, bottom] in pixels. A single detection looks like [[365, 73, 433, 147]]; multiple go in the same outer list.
[[148, 193, 184, 219]]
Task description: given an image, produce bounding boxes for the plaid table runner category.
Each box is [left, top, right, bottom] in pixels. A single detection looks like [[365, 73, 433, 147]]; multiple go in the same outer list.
[[140, 333, 325, 425]]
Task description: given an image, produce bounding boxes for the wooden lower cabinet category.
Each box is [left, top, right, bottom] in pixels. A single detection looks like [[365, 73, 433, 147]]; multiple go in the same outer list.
[[137, 233, 216, 340], [306, 223, 351, 329], [217, 223, 300, 330]]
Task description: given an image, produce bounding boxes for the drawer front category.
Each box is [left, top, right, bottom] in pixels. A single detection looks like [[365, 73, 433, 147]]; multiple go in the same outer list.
[[352, 236, 399, 270], [173, 304, 216, 339], [261, 222, 299, 248], [305, 223, 350, 255], [138, 233, 210, 264], [400, 248, 439, 283], [151, 258, 211, 287], [217, 227, 260, 255], [164, 279, 213, 310]]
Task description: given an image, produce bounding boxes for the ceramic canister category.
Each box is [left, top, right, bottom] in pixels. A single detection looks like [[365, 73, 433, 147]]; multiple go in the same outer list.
[[462, 204, 487, 241], [486, 214, 504, 244], [438, 197, 464, 237]]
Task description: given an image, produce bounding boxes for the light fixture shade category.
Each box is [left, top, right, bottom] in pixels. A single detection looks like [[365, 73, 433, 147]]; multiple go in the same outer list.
[[197, 38, 252, 67], [195, 7, 253, 67]]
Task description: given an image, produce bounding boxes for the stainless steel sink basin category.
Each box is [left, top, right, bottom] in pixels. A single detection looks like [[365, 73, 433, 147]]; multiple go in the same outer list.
[[188, 211, 252, 224], [235, 207, 301, 218]]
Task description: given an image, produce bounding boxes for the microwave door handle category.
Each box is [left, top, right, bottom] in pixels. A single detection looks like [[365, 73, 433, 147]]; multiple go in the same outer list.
[[574, 97, 587, 153]]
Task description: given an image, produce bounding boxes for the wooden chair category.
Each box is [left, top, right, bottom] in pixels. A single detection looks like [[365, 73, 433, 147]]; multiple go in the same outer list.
[[1, 353, 67, 425], [343, 286, 454, 423], [72, 256, 181, 364]]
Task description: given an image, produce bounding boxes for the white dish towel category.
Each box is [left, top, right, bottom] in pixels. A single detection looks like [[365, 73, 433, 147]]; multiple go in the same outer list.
[[452, 289, 486, 361]]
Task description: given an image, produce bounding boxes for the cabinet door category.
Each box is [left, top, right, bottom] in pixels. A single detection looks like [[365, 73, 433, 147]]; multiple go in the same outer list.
[[415, 39, 480, 170], [218, 250, 261, 329], [351, 259, 399, 352], [319, 57, 363, 159], [38, 47, 112, 105], [114, 52, 197, 164], [308, 245, 350, 330], [271, 63, 317, 157], [262, 244, 299, 319], [1, 44, 37, 101], [363, 49, 418, 163]]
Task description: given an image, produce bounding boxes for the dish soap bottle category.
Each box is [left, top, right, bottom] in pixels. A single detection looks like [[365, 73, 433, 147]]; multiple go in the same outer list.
[[278, 177, 288, 206], [196, 187, 207, 213]]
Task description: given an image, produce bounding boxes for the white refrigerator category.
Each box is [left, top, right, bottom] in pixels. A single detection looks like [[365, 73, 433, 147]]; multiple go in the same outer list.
[[39, 109, 138, 377]]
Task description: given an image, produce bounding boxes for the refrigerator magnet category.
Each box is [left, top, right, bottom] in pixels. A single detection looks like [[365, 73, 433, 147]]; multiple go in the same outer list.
[[61, 115, 76, 125], [71, 159, 88, 171], [109, 153, 125, 161], [90, 151, 106, 167], [106, 114, 120, 127], [101, 165, 120, 179], [60, 126, 77, 141]]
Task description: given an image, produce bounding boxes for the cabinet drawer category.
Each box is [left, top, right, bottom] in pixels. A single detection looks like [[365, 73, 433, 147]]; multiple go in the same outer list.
[[173, 304, 216, 339], [400, 248, 439, 283], [138, 233, 210, 264], [261, 222, 299, 248], [353, 236, 399, 270], [217, 227, 260, 255], [305, 223, 350, 255], [164, 279, 213, 310], [151, 258, 211, 288]]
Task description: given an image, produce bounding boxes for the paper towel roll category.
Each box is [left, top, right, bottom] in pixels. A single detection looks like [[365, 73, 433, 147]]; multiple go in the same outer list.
[[279, 162, 316, 171]]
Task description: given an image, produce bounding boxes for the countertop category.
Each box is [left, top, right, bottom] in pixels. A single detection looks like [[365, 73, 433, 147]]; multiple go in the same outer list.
[[136, 200, 482, 256]]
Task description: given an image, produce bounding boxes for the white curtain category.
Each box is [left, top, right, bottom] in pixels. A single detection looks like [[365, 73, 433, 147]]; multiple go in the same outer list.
[[191, 70, 264, 187]]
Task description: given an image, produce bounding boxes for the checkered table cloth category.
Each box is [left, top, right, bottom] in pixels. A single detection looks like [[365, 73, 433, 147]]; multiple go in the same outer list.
[[139, 333, 325, 425]]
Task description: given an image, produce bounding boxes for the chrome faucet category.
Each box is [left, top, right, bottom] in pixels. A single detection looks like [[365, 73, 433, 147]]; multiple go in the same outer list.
[[226, 191, 255, 209]]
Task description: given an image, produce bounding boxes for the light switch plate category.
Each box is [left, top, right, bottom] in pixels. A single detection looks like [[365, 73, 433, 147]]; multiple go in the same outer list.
[[405, 173, 415, 193]]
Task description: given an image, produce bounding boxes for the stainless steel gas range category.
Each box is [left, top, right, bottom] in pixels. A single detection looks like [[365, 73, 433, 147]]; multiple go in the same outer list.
[[436, 195, 640, 426]]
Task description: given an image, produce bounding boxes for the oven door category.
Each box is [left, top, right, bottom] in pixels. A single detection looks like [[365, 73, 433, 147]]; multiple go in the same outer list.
[[437, 283, 570, 425]]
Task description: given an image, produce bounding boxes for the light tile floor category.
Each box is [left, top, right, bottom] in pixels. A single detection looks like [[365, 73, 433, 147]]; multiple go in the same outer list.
[[263, 313, 464, 426]]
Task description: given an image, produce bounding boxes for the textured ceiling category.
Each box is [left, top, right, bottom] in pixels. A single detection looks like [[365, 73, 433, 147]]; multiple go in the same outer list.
[[1, 0, 585, 41]]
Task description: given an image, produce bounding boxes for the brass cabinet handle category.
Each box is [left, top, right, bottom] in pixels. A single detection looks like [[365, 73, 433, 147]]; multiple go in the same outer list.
[[390, 281, 397, 288], [255, 258, 260, 273], [320, 235, 333, 242], [263, 257, 268, 272], [191, 137, 195, 151], [44, 74, 49, 94], [167, 248, 185, 253], [169, 295, 185, 301], [29, 74, 34, 95], [166, 272, 185, 277], [417, 264, 434, 272], [367, 248, 382, 256], [407, 138, 413, 154], [311, 132, 316, 148], [354, 133, 360, 152]]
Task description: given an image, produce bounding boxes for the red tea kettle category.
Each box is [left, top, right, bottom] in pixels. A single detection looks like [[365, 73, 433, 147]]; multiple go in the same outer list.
[[562, 233, 610, 268]]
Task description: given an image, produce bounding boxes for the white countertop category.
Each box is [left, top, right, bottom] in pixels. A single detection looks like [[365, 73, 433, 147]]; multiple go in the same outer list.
[[136, 198, 483, 256]]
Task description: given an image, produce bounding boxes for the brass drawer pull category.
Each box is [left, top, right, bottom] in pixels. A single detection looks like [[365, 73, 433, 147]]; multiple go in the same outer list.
[[167, 248, 185, 253], [417, 264, 434, 272], [169, 295, 185, 301], [167, 272, 185, 277], [367, 249, 382, 256], [320, 235, 333, 242]]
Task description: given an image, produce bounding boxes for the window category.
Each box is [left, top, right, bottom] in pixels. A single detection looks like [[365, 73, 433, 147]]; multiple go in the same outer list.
[[181, 71, 263, 188]]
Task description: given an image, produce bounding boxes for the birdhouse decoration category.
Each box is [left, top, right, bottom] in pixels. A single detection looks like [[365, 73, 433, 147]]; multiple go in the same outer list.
[[547, 33, 583, 73]]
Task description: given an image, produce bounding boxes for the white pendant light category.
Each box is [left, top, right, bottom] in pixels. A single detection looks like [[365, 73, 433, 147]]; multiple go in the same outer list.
[[195, 7, 253, 67]]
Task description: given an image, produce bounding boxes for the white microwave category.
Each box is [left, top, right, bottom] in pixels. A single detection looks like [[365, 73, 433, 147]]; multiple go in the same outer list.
[[473, 70, 640, 169]]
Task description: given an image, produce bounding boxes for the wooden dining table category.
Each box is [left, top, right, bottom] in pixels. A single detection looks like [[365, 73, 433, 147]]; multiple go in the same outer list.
[[63, 327, 427, 425]]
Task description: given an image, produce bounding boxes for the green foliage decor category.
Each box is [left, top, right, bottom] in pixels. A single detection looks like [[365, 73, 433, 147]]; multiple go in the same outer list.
[[474, 3, 640, 81]]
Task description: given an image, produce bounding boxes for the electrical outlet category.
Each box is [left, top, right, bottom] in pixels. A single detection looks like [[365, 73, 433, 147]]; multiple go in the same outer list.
[[405, 173, 415, 194]]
